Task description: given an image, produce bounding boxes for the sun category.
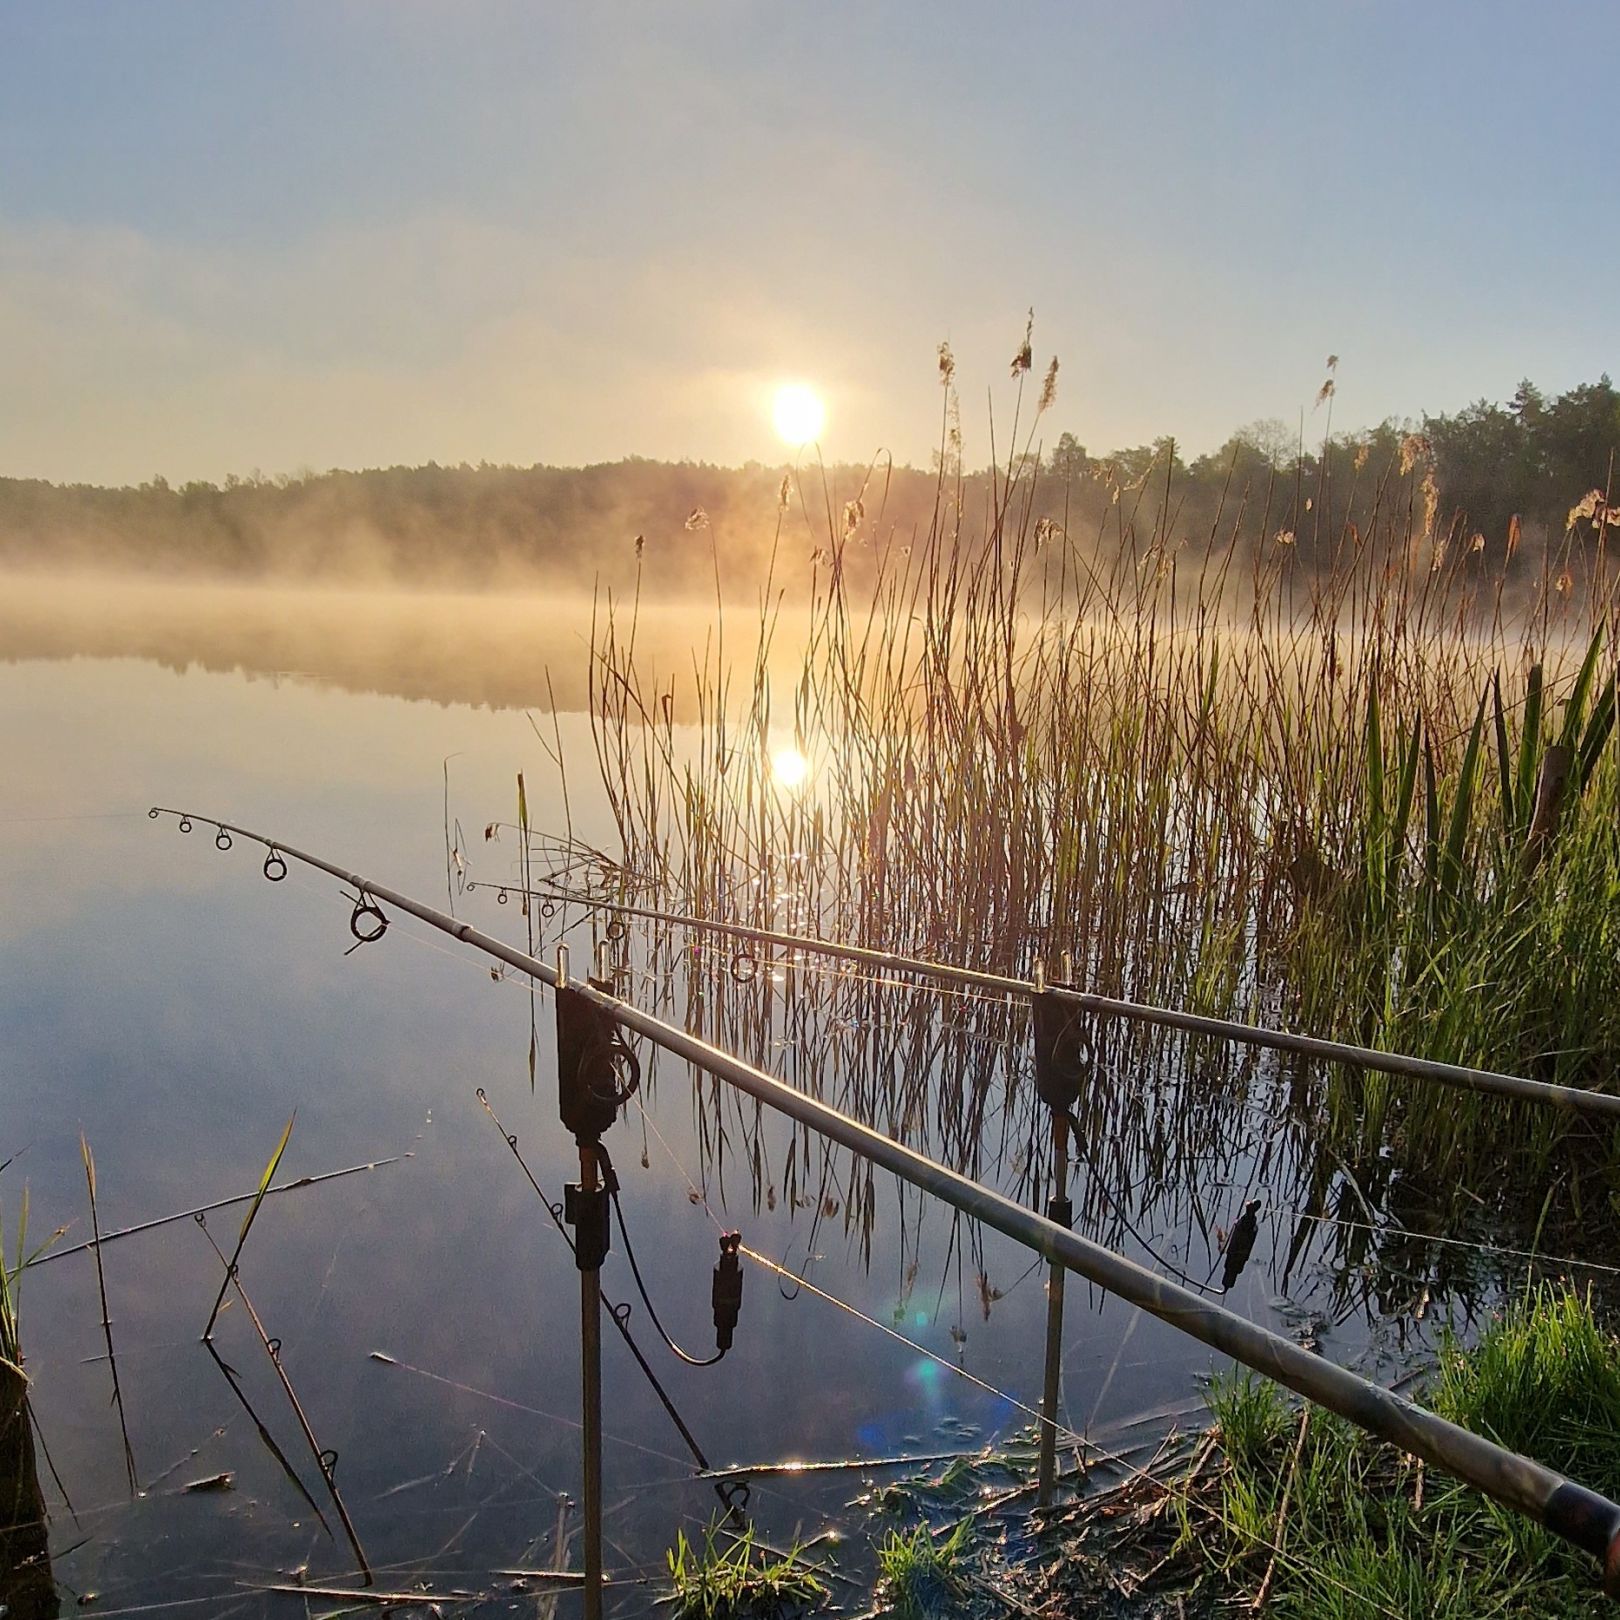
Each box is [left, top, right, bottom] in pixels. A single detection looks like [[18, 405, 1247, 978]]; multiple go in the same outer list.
[[771, 746, 811, 790], [772, 383, 825, 447]]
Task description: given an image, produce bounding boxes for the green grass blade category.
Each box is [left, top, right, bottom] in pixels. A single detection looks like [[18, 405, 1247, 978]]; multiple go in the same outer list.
[[1492, 671, 1513, 837], [1435, 690, 1487, 912], [1556, 628, 1604, 752], [1515, 661, 1543, 825]]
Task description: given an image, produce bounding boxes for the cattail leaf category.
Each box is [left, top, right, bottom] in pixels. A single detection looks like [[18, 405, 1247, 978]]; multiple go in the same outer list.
[[1491, 672, 1513, 839], [1515, 663, 1543, 826], [1558, 629, 1605, 753], [1442, 692, 1488, 905], [1390, 712, 1422, 907], [1422, 733, 1440, 897], [1577, 673, 1615, 791]]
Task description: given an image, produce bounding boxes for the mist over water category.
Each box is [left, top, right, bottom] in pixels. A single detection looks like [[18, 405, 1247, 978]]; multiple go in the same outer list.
[[0, 572, 802, 715]]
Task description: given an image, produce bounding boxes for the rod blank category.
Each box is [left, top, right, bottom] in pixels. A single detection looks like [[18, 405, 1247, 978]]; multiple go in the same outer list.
[[475, 886, 1620, 1125]]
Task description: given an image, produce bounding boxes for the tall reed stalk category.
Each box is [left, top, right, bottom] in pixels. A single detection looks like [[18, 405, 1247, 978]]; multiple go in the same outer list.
[[558, 397, 1619, 1258]]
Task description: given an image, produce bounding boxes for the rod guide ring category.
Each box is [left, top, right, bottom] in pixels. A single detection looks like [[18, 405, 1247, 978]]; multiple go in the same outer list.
[[350, 897, 389, 944]]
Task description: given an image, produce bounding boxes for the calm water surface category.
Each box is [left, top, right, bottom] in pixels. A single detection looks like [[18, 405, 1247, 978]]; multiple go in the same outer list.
[[0, 585, 1495, 1615]]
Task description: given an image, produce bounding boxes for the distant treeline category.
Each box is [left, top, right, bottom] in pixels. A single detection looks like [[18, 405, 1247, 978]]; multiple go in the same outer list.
[[4, 376, 1618, 593]]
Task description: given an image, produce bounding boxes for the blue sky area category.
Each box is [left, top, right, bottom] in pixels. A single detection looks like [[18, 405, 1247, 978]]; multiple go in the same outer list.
[[4, 1, 1617, 483]]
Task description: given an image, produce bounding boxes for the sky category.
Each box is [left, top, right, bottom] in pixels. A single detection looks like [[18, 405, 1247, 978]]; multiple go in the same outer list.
[[4, 1, 1620, 486]]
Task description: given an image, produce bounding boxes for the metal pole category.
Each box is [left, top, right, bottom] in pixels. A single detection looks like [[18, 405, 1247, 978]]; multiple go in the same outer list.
[[579, 1143, 604, 1620], [149, 813, 1620, 1592], [1036, 1107, 1068, 1507]]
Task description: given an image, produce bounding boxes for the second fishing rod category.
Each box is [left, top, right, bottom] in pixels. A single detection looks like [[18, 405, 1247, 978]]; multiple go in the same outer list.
[[468, 877, 1620, 1126]]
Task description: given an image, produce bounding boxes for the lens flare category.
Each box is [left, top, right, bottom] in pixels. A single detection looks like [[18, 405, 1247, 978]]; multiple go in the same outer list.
[[772, 384, 825, 446]]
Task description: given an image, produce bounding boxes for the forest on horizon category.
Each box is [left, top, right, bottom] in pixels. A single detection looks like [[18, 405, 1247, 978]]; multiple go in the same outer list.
[[4, 374, 1619, 599]]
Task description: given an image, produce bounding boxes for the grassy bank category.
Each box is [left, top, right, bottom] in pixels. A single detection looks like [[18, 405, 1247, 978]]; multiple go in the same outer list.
[[1095, 1282, 1620, 1617], [652, 1286, 1620, 1615]]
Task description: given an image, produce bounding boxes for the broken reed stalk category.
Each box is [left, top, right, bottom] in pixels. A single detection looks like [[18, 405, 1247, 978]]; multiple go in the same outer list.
[[35, 1154, 404, 1270], [195, 1214, 372, 1585], [79, 1133, 137, 1493], [202, 1111, 294, 1342], [1251, 1406, 1310, 1610]]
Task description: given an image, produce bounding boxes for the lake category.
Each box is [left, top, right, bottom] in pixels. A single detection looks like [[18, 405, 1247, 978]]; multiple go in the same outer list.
[[0, 575, 1526, 1616]]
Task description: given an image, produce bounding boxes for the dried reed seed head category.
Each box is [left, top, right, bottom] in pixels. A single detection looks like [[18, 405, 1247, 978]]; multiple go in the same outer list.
[[1316, 379, 1336, 407], [937, 342, 956, 387], [1325, 353, 1339, 371], [1565, 489, 1618, 531], [1275, 529, 1296, 546], [1421, 470, 1439, 539], [1011, 308, 1034, 376], [1354, 442, 1371, 472], [843, 499, 865, 536], [1038, 357, 1059, 413], [1399, 433, 1432, 476], [685, 506, 710, 531], [778, 474, 792, 510], [1470, 532, 1486, 553]]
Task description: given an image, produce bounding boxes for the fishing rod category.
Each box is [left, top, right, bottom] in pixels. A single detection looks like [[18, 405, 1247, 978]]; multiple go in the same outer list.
[[468, 877, 1620, 1126], [152, 808, 1620, 1595]]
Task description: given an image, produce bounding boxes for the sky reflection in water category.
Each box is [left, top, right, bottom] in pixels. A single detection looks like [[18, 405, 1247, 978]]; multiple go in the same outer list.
[[0, 596, 1485, 1613]]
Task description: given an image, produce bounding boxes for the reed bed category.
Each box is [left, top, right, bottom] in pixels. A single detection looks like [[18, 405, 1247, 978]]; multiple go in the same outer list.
[[553, 400, 1620, 1274]]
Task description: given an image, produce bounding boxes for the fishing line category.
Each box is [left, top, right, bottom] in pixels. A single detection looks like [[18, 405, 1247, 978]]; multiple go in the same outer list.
[[472, 1091, 717, 1470], [597, 1145, 725, 1369], [367, 1353, 691, 1469], [144, 809, 1620, 1603], [632, 1087, 1093, 1447], [1283, 1207, 1620, 1280]]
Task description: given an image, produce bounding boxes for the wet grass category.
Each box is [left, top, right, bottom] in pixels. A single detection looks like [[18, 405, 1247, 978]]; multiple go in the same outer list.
[[665, 1520, 831, 1618], [1190, 1284, 1620, 1617], [832, 1287, 1620, 1616], [996, 1283, 1620, 1618], [874, 1518, 974, 1617]]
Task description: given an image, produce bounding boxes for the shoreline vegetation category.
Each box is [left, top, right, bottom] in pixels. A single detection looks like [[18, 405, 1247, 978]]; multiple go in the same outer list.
[[572, 358, 1618, 1252], [662, 1287, 1620, 1617], [7, 346, 1619, 1612], [3, 371, 1619, 599]]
